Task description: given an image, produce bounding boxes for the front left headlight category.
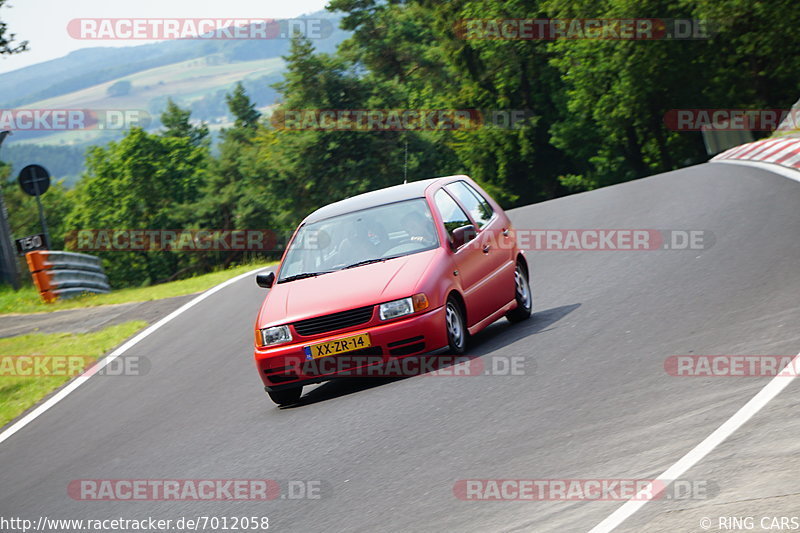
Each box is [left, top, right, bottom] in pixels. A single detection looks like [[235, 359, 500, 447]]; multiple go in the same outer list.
[[379, 293, 429, 321], [258, 325, 293, 347]]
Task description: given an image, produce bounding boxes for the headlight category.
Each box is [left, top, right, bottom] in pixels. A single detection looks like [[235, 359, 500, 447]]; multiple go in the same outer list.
[[379, 293, 429, 321], [258, 325, 293, 347]]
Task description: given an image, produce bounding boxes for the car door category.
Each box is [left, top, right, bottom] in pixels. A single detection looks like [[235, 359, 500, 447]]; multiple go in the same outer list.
[[432, 188, 499, 327], [444, 181, 515, 317]]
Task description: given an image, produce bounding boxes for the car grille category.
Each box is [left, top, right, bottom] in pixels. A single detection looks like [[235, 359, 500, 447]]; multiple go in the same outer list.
[[293, 305, 375, 336]]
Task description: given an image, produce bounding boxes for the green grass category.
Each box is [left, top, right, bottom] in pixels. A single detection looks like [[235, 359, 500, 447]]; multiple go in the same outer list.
[[0, 321, 147, 428], [0, 262, 272, 315]]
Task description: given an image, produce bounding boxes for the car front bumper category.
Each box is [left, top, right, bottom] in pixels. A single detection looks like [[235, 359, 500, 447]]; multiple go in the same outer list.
[[254, 305, 448, 391]]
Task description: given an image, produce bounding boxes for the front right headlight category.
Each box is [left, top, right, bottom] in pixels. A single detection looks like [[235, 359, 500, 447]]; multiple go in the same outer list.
[[379, 293, 429, 321], [258, 325, 293, 347]]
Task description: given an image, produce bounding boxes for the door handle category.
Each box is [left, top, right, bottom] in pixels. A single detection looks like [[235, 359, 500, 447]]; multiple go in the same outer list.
[[502, 228, 510, 237], [483, 244, 491, 254]]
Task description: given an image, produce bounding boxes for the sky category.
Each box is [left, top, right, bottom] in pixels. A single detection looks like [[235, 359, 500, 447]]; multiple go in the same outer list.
[[0, 0, 331, 74]]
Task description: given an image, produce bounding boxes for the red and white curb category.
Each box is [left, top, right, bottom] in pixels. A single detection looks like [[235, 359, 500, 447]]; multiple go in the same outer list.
[[712, 137, 800, 170]]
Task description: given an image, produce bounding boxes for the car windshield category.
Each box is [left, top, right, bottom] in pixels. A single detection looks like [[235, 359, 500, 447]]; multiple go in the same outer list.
[[278, 198, 439, 282]]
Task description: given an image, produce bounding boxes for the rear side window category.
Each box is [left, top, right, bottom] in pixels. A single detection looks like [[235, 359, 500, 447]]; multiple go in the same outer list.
[[446, 181, 494, 228], [434, 189, 471, 239]]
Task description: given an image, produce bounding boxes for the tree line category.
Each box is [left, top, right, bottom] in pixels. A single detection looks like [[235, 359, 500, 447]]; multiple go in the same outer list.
[[3, 0, 798, 288]]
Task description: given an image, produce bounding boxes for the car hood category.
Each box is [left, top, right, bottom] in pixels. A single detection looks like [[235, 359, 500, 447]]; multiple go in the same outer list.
[[257, 249, 440, 328]]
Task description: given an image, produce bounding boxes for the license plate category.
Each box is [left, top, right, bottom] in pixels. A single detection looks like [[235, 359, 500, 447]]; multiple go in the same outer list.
[[304, 333, 371, 360]]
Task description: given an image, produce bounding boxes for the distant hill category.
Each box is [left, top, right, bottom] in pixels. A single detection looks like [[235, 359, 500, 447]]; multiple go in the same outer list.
[[0, 10, 349, 183], [1, 11, 347, 109], [1, 143, 86, 186]]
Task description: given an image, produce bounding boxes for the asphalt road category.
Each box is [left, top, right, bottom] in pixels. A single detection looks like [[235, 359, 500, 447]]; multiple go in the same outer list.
[[1, 162, 799, 532], [0, 294, 195, 338]]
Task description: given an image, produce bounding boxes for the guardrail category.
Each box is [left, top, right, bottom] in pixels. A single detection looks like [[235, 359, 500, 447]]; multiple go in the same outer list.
[[25, 250, 111, 303]]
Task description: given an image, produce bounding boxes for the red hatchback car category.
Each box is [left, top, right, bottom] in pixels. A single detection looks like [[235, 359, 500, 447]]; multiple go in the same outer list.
[[253, 175, 532, 405]]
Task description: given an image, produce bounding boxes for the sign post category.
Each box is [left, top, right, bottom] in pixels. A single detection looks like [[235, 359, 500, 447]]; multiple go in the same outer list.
[[0, 130, 20, 289], [18, 164, 52, 250]]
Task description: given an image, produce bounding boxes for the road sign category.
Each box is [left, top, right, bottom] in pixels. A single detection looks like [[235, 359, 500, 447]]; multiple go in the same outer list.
[[15, 233, 47, 255], [16, 164, 52, 249], [18, 164, 51, 196]]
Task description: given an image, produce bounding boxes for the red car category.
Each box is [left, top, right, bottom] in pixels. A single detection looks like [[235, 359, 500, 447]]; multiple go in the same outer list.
[[253, 175, 532, 405]]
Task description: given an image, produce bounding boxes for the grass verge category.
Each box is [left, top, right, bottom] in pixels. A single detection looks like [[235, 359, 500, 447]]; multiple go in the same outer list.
[[0, 262, 273, 315], [0, 321, 147, 428]]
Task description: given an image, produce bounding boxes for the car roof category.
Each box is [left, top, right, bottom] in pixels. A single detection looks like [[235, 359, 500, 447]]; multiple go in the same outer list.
[[303, 175, 466, 224]]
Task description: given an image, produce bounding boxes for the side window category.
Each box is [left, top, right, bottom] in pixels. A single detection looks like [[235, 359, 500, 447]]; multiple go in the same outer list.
[[434, 189, 471, 239], [446, 181, 494, 229]]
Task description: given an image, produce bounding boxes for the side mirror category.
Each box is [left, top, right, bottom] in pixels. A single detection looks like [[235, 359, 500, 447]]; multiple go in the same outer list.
[[256, 272, 275, 288], [450, 225, 476, 250]]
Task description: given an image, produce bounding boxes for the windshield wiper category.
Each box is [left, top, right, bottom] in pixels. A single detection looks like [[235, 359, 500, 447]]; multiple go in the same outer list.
[[342, 258, 388, 270], [278, 271, 332, 283]]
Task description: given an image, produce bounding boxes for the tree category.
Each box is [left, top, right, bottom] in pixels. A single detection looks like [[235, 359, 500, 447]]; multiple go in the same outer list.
[[2, 173, 75, 251], [106, 80, 132, 97], [264, 33, 450, 225], [327, 0, 575, 205], [160, 98, 209, 147], [0, 0, 27, 55], [226, 82, 261, 129], [192, 83, 282, 265], [67, 128, 208, 286]]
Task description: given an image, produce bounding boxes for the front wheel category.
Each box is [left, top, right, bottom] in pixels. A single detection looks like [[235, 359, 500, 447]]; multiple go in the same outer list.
[[445, 296, 467, 354], [267, 387, 302, 406], [506, 263, 532, 323]]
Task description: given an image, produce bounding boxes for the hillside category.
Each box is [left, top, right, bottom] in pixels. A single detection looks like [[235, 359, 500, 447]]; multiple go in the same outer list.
[[0, 10, 348, 183]]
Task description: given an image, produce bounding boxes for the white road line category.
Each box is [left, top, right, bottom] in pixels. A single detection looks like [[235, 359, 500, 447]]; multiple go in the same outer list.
[[589, 351, 800, 533], [711, 159, 800, 184], [0, 266, 271, 446]]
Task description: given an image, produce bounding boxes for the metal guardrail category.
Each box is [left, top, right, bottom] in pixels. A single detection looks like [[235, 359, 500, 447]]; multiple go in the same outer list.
[[25, 250, 111, 302]]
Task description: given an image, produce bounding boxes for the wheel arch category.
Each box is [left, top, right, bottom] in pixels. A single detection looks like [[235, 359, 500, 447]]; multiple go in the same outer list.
[[446, 289, 467, 327]]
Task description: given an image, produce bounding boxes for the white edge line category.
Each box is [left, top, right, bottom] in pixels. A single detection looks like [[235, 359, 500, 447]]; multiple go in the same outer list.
[[0, 265, 271, 447], [588, 350, 800, 533], [710, 159, 800, 184]]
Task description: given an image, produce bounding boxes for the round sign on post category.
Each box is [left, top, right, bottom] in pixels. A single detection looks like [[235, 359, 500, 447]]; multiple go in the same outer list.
[[17, 164, 52, 250], [18, 164, 51, 196]]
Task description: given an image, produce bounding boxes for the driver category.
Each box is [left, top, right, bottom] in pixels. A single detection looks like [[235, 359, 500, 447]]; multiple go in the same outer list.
[[338, 217, 378, 263], [401, 211, 436, 246]]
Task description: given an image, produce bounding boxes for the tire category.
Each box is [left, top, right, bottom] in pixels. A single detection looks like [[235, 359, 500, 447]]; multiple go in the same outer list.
[[506, 262, 533, 323], [267, 387, 302, 406], [445, 296, 467, 354]]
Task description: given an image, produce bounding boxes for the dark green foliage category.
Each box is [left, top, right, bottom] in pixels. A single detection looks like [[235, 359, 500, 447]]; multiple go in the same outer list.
[[2, 0, 797, 287]]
